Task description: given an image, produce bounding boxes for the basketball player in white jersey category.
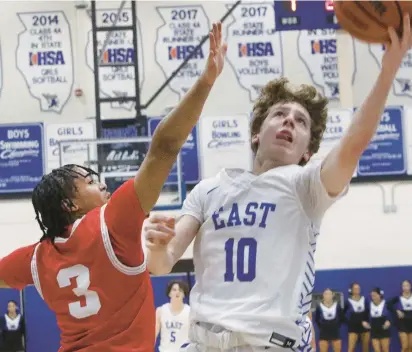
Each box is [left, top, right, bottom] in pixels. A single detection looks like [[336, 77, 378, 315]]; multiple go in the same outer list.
[[144, 17, 412, 352], [157, 280, 191, 352]]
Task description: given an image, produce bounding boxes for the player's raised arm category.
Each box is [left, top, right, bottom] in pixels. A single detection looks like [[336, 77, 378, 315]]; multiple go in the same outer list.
[[135, 23, 227, 214], [320, 15, 412, 196]]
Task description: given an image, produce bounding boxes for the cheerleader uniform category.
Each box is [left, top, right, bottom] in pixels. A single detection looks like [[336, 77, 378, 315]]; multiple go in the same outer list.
[[389, 295, 412, 333], [315, 302, 343, 341], [368, 300, 391, 339], [344, 296, 368, 334], [0, 313, 25, 352]]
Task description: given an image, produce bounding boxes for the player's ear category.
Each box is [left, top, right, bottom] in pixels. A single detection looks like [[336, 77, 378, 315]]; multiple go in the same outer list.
[[61, 199, 79, 213], [302, 151, 311, 163], [251, 134, 259, 150]]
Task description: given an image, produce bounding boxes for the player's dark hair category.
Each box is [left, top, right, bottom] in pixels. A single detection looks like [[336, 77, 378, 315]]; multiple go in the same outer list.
[[32, 164, 98, 243], [372, 287, 384, 297], [166, 280, 190, 297], [251, 78, 328, 165]]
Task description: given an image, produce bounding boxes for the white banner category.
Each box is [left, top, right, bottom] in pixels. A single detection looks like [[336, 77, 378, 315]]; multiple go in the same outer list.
[[225, 2, 282, 102], [16, 12, 74, 113], [155, 5, 210, 99], [369, 44, 412, 98], [297, 29, 355, 100], [45, 121, 95, 172], [312, 108, 356, 176], [86, 8, 144, 111], [199, 114, 252, 178]]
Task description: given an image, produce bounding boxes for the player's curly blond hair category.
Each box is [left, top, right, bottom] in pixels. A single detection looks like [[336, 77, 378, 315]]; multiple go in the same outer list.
[[251, 78, 329, 164]]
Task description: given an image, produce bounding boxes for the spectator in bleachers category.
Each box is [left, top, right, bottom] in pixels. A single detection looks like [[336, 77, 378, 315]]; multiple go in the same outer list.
[[388, 280, 412, 352], [315, 288, 343, 352], [0, 300, 25, 352], [363, 288, 391, 352], [344, 282, 369, 352]]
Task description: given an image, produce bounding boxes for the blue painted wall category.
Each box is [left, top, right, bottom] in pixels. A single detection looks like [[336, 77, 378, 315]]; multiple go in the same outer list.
[[2, 266, 410, 352]]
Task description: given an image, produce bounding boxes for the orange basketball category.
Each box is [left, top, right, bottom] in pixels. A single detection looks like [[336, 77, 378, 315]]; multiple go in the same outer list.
[[334, 1, 412, 43]]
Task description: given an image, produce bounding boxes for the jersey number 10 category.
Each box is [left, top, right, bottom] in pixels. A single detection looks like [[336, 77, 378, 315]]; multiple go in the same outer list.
[[224, 238, 257, 282]]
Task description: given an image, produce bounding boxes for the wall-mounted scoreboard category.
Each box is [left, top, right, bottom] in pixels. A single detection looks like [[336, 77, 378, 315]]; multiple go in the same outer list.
[[274, 0, 341, 31]]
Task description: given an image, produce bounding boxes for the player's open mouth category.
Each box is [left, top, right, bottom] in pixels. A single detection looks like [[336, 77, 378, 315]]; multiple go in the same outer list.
[[276, 130, 293, 143]]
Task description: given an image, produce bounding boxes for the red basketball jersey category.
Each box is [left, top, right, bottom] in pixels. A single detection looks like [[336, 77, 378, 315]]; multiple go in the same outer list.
[[0, 180, 155, 352]]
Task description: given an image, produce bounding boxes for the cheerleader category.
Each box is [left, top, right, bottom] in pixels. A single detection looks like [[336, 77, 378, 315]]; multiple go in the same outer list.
[[363, 288, 391, 352], [344, 282, 369, 352], [315, 288, 343, 352], [0, 300, 25, 352], [388, 280, 412, 352]]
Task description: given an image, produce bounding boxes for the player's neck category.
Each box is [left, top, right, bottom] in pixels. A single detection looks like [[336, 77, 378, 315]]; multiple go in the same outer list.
[[7, 312, 17, 319], [351, 294, 361, 300], [169, 300, 184, 313], [252, 154, 287, 175], [403, 293, 411, 298]]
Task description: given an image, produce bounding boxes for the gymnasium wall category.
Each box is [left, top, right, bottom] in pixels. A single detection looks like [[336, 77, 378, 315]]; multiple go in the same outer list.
[[0, 1, 412, 270]]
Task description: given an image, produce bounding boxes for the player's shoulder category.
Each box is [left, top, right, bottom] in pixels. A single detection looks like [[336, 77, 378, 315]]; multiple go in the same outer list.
[[2, 242, 39, 262], [191, 171, 225, 196], [264, 161, 321, 182], [73, 207, 101, 236]]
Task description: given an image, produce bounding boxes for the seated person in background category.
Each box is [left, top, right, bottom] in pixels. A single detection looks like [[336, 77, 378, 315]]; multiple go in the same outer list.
[[315, 288, 343, 352], [388, 280, 412, 352], [363, 288, 391, 352], [156, 280, 191, 352], [344, 282, 369, 352]]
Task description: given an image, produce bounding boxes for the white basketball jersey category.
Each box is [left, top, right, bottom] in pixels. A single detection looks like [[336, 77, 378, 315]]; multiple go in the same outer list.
[[159, 303, 190, 352], [181, 161, 346, 349]]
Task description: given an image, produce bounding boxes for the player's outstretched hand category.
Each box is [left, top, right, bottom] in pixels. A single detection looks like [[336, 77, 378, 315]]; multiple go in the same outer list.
[[144, 213, 175, 250], [382, 14, 412, 77], [201, 22, 228, 86]]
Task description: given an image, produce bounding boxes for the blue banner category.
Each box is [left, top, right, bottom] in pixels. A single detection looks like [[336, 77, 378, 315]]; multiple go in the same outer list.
[[358, 107, 406, 177], [149, 117, 200, 185], [0, 123, 44, 193]]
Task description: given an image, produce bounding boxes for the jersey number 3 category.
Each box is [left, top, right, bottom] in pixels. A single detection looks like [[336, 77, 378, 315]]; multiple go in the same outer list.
[[57, 264, 102, 319], [224, 238, 257, 282]]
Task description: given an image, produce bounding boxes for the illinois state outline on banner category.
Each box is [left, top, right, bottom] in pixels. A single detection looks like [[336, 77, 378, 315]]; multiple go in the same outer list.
[[155, 5, 210, 99], [86, 8, 144, 110], [297, 29, 356, 100], [225, 2, 283, 102], [16, 11, 74, 113], [369, 44, 412, 98]]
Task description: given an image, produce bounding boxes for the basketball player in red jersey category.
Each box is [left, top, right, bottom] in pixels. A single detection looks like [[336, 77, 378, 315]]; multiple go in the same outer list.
[[0, 22, 227, 352]]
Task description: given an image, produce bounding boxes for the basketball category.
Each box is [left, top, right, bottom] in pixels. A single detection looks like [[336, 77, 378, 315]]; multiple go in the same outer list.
[[334, 1, 412, 43]]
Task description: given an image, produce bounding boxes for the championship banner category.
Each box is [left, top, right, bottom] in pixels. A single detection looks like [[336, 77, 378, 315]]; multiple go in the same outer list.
[[86, 7, 144, 111], [297, 29, 356, 101], [45, 121, 95, 172], [0, 123, 44, 193], [155, 5, 210, 99], [16, 11, 74, 113], [199, 114, 252, 179], [369, 44, 412, 98], [358, 107, 406, 177], [225, 2, 282, 102], [314, 108, 356, 175]]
